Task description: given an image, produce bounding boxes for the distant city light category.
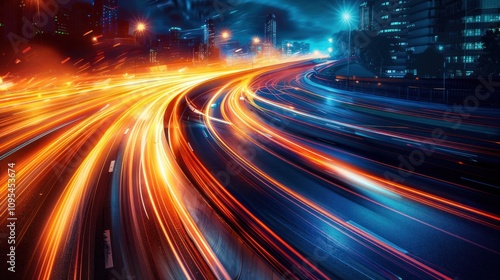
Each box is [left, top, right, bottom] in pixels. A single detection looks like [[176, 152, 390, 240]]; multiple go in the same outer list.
[[253, 37, 261, 44], [328, 38, 333, 43], [328, 47, 333, 53]]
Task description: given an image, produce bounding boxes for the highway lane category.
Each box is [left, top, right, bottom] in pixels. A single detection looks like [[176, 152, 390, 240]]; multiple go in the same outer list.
[[0, 68, 282, 279], [0, 76, 146, 278], [248, 65, 500, 207], [1, 59, 499, 279], [175, 62, 500, 279]]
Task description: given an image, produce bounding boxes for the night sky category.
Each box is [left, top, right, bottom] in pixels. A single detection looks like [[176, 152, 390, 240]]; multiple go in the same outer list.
[[82, 0, 359, 50]]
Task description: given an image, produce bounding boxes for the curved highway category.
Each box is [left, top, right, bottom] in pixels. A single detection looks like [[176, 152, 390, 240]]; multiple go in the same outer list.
[[0, 60, 499, 279]]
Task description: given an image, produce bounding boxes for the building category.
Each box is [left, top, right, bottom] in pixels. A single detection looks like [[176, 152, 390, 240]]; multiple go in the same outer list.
[[154, 32, 205, 64], [92, 0, 103, 35], [371, 0, 410, 77], [282, 41, 292, 57], [407, 0, 443, 54], [168, 27, 181, 61], [204, 19, 216, 60], [155, 34, 169, 62], [355, 0, 500, 78], [70, 2, 93, 37], [1, 0, 27, 44], [359, 1, 375, 31], [102, 0, 118, 38], [442, 0, 500, 77], [181, 37, 203, 62], [281, 41, 310, 57], [264, 14, 277, 48], [117, 19, 129, 37], [54, 7, 70, 36]]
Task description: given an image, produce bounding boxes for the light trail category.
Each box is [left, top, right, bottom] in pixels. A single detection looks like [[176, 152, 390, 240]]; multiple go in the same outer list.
[[0, 57, 499, 279]]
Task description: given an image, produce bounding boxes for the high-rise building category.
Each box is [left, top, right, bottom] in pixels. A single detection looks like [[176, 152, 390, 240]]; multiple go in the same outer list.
[[357, 0, 500, 78], [181, 37, 203, 62], [117, 19, 129, 37], [359, 1, 375, 31], [371, 0, 410, 77], [70, 2, 93, 37], [1, 0, 26, 44], [442, 0, 500, 77], [407, 0, 443, 54], [265, 14, 277, 48], [169, 27, 181, 61], [204, 19, 216, 60], [92, 0, 103, 35], [102, 0, 118, 38], [54, 7, 70, 36]]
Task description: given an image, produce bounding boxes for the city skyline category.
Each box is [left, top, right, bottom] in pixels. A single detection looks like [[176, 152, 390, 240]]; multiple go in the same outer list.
[[79, 0, 355, 49], [2, 0, 500, 75]]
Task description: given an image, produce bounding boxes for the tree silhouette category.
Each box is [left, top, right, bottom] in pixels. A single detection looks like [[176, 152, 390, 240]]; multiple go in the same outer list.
[[358, 33, 394, 76], [476, 25, 500, 77], [415, 46, 444, 78]]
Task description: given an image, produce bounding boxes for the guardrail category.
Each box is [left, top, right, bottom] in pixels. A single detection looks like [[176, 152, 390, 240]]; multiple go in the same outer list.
[[310, 72, 500, 107]]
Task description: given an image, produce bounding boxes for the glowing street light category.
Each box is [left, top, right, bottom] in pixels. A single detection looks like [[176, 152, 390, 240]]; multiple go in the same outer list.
[[137, 23, 146, 32], [328, 38, 333, 43], [222, 31, 230, 39], [342, 13, 351, 21], [251, 37, 261, 68]]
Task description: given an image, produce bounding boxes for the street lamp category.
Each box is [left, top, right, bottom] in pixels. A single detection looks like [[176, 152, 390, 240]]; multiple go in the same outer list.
[[134, 22, 147, 44], [137, 23, 146, 32], [134, 23, 147, 74], [252, 37, 260, 68], [342, 12, 352, 90], [218, 30, 231, 60]]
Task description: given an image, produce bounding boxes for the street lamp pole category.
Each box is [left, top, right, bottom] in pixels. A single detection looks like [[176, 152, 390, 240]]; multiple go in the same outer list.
[[443, 60, 446, 89], [342, 13, 352, 90], [134, 23, 146, 75], [347, 23, 351, 90], [219, 30, 231, 61], [439, 45, 446, 89], [252, 37, 260, 68]]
